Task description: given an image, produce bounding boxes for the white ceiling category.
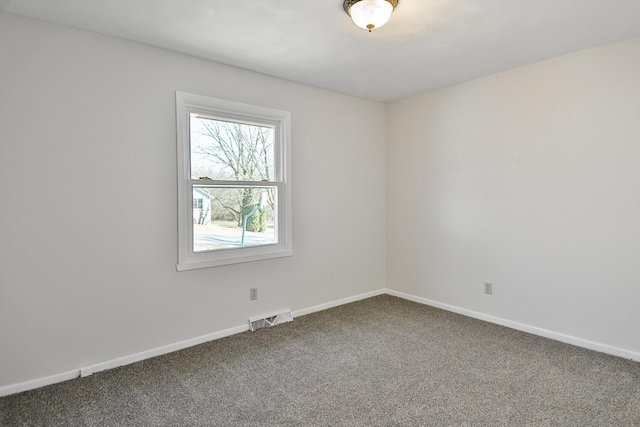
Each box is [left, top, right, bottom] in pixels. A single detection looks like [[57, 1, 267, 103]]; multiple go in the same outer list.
[[3, 0, 640, 102]]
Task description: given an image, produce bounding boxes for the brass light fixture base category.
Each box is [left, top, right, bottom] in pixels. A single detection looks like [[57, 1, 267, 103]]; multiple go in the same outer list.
[[343, 0, 398, 15]]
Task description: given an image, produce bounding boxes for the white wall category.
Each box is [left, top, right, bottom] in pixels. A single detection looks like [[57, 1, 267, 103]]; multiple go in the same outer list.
[[386, 37, 640, 355], [0, 14, 386, 388], [4, 11, 639, 393]]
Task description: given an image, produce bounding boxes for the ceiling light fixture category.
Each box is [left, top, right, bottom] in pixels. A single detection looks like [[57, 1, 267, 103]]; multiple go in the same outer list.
[[344, 0, 398, 32]]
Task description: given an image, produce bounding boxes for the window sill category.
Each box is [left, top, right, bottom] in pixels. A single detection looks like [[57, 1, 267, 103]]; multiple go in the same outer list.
[[176, 248, 292, 271]]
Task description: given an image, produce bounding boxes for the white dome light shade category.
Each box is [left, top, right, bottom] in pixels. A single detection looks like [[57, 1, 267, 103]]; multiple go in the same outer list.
[[348, 0, 394, 32]]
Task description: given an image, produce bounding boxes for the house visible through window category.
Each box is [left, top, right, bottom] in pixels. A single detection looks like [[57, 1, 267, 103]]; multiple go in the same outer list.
[[176, 92, 292, 270]]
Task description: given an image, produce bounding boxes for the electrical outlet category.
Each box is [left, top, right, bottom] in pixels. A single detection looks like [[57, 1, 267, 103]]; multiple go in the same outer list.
[[484, 282, 493, 295], [250, 288, 258, 301]]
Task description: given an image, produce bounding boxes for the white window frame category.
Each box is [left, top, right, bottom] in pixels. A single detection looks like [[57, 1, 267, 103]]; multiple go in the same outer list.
[[176, 91, 292, 271]]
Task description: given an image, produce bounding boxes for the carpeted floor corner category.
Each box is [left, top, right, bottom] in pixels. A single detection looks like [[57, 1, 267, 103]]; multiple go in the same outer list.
[[2, 295, 639, 426]]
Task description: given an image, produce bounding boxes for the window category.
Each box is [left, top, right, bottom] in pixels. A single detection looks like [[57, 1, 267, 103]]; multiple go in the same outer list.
[[176, 92, 292, 270]]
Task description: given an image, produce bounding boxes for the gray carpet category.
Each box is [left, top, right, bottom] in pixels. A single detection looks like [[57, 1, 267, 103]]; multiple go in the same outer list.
[[2, 295, 639, 426]]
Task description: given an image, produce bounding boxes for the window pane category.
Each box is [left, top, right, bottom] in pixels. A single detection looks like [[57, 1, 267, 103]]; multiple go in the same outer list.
[[190, 116, 274, 181], [193, 186, 277, 252]]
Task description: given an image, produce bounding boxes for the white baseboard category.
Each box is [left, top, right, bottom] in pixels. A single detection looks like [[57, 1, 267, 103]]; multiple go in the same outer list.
[[3, 287, 637, 397], [292, 288, 387, 318], [0, 370, 79, 399], [385, 288, 640, 363], [0, 323, 249, 398], [0, 288, 385, 397]]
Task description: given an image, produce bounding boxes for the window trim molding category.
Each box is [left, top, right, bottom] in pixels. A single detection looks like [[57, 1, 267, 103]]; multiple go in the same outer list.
[[175, 91, 292, 271]]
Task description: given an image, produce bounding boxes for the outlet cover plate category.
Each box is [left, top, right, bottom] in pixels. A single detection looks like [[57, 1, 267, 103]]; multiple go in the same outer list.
[[484, 282, 493, 295]]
